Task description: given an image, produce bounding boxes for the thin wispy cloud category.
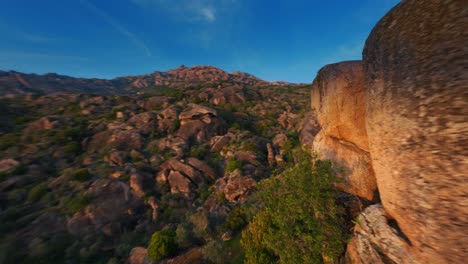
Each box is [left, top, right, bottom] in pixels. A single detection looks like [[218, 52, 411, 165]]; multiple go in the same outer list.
[[200, 7, 216, 22], [132, 0, 237, 23], [80, 0, 151, 56]]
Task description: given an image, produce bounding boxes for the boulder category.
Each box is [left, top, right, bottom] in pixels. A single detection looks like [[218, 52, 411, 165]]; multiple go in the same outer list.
[[165, 159, 205, 186], [179, 103, 217, 120], [311, 61, 377, 201], [157, 106, 181, 134], [311, 61, 368, 151], [168, 170, 192, 197], [28, 115, 67, 130], [346, 204, 415, 264], [267, 143, 276, 167], [277, 112, 301, 131], [108, 130, 145, 151], [223, 170, 256, 202], [313, 131, 376, 201], [81, 179, 144, 236], [146, 197, 159, 222], [177, 104, 226, 144], [130, 170, 152, 198], [106, 150, 129, 167], [0, 159, 19, 173], [363, 1, 467, 263], [299, 112, 321, 149], [127, 111, 158, 135], [128, 247, 153, 264], [210, 134, 232, 152], [144, 96, 171, 111], [186, 157, 217, 181]]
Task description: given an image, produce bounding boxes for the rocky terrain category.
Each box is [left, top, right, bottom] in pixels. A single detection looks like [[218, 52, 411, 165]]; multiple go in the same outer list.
[[1, 1, 466, 264], [0, 65, 270, 96], [0, 67, 311, 263]]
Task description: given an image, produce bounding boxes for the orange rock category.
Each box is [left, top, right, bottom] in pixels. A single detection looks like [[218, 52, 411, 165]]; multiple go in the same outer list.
[[363, 1, 467, 263]]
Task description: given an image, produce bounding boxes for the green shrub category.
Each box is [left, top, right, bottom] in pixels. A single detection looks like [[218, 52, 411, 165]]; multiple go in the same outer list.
[[64, 194, 91, 214], [0, 133, 20, 150], [175, 223, 194, 249], [147, 230, 177, 261], [190, 209, 211, 240], [230, 122, 241, 130], [71, 168, 91, 182], [226, 158, 242, 172], [202, 240, 225, 264], [27, 183, 49, 203], [225, 207, 248, 232], [241, 151, 346, 263], [63, 141, 81, 154], [189, 144, 208, 159]]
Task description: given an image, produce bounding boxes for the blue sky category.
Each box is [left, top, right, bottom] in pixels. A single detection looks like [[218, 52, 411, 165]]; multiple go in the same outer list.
[[0, 0, 399, 83]]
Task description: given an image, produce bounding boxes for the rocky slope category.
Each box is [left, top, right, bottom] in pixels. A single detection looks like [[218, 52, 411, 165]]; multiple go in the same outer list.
[[307, 1, 467, 263], [0, 74, 310, 263], [0, 65, 270, 96]]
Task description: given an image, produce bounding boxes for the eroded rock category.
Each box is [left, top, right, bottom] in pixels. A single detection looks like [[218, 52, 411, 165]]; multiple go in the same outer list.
[[363, 1, 467, 262]]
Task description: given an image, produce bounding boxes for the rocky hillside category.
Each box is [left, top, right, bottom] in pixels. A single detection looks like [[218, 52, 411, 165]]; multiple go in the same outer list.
[[0, 75, 310, 263], [307, 1, 466, 263], [0, 65, 270, 96]]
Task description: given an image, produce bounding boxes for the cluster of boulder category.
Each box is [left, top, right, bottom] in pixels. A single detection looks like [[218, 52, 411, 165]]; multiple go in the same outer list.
[[307, 1, 466, 263]]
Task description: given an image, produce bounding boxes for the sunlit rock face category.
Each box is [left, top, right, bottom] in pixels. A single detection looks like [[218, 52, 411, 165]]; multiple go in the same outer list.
[[311, 61, 377, 201], [363, 1, 467, 263], [310, 1, 467, 263]]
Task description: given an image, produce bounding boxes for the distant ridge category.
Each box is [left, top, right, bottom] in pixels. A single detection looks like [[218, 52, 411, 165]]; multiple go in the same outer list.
[[0, 65, 297, 96]]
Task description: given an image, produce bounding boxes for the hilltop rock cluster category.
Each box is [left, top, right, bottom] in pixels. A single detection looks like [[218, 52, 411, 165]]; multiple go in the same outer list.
[[0, 65, 270, 96], [307, 1, 467, 263]]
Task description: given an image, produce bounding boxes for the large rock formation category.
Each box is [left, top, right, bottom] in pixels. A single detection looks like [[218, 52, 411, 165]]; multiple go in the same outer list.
[[310, 1, 467, 263], [362, 1, 467, 263], [311, 61, 377, 201]]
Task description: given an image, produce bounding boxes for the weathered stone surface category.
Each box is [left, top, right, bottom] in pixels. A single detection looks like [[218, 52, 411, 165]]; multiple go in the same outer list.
[[128, 247, 154, 264], [179, 103, 217, 120], [311, 61, 377, 201], [108, 130, 145, 151], [128, 111, 158, 134], [346, 204, 415, 264], [80, 179, 144, 236], [147, 197, 159, 222], [144, 96, 171, 111], [28, 115, 67, 130], [165, 159, 205, 186], [277, 112, 301, 131], [234, 151, 259, 166], [312, 61, 368, 151], [299, 112, 321, 149], [160, 247, 203, 264], [167, 170, 191, 196], [266, 143, 275, 167], [0, 159, 19, 173], [222, 170, 256, 202], [157, 106, 181, 134], [106, 150, 129, 167], [313, 131, 376, 201], [363, 1, 467, 263], [210, 134, 232, 152], [130, 170, 152, 198], [176, 104, 226, 143], [186, 157, 217, 181]]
